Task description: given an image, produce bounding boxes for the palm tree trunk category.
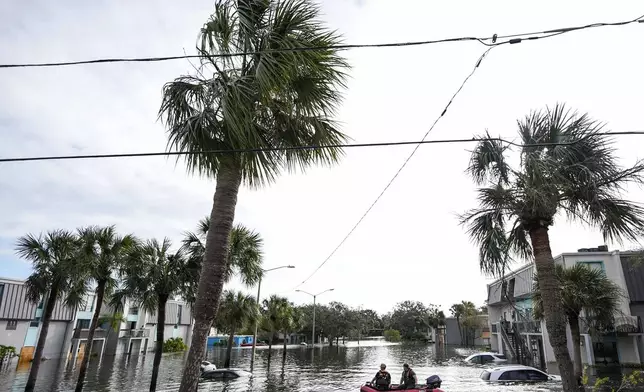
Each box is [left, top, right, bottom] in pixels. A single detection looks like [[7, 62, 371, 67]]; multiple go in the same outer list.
[[568, 315, 583, 383], [282, 330, 287, 360], [529, 227, 577, 392], [75, 280, 106, 392], [225, 329, 235, 368], [179, 165, 242, 392], [150, 296, 168, 392], [24, 283, 59, 392]]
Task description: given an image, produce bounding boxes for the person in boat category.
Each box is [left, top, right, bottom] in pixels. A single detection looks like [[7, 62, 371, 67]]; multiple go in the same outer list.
[[371, 363, 391, 390], [398, 363, 417, 390]]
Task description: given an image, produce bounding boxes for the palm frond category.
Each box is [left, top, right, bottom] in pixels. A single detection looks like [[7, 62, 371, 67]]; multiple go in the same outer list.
[[466, 132, 511, 186]]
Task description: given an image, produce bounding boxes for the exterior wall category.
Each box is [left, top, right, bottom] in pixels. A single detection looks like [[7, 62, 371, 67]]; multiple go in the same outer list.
[[42, 321, 72, 358], [444, 318, 462, 345], [617, 336, 640, 365], [0, 281, 38, 320], [0, 320, 30, 351]]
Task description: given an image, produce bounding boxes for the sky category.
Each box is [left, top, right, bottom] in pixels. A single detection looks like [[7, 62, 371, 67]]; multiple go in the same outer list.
[[1, 0, 643, 316]]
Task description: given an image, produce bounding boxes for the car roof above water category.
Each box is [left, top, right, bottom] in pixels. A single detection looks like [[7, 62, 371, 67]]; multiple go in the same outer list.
[[488, 365, 542, 372]]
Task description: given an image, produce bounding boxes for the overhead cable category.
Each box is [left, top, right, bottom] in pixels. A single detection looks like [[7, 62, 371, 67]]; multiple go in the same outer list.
[[0, 13, 642, 69]]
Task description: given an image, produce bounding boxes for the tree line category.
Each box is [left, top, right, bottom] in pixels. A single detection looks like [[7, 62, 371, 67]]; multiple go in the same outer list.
[[16, 217, 263, 392]]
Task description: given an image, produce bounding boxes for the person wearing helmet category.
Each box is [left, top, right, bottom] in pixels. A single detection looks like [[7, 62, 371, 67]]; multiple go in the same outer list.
[[399, 363, 417, 389], [371, 363, 391, 391]]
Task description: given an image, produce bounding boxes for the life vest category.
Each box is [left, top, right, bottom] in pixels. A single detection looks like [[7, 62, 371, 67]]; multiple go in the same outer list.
[[375, 370, 390, 386]]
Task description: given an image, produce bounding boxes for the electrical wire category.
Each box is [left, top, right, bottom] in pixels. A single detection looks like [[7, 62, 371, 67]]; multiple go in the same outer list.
[[1, 13, 642, 69], [2, 131, 642, 164]]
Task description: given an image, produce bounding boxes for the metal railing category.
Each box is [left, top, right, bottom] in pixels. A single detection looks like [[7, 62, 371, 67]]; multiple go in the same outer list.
[[72, 328, 108, 339], [581, 315, 641, 334], [119, 328, 151, 338], [513, 320, 542, 334]]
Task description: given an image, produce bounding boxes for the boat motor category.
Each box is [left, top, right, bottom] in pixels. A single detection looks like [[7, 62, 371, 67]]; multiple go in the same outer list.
[[426, 375, 442, 391]]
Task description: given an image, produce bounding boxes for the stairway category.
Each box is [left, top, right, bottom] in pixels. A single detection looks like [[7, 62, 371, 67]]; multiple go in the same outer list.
[[500, 322, 532, 366]]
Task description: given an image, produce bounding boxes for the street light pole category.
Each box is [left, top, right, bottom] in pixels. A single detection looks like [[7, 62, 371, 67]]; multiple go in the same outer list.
[[295, 288, 334, 348], [250, 265, 294, 371]]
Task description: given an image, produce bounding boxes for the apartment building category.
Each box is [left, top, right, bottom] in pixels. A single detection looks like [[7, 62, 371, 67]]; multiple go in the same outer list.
[[0, 277, 193, 364], [486, 246, 644, 372]]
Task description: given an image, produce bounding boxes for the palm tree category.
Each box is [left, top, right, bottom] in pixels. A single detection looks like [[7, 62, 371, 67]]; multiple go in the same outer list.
[[181, 217, 263, 297], [215, 290, 259, 368], [74, 226, 136, 392], [158, 1, 349, 388], [120, 239, 199, 392], [261, 295, 290, 359], [16, 230, 87, 392], [449, 303, 465, 345], [279, 303, 301, 359], [460, 104, 644, 391], [533, 263, 623, 381]]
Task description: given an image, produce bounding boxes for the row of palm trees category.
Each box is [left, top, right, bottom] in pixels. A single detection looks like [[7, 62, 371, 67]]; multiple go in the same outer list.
[[18, 218, 265, 392], [215, 293, 301, 367]]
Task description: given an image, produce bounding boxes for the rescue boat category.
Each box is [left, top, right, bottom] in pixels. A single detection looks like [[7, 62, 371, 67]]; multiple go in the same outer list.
[[360, 375, 444, 392]]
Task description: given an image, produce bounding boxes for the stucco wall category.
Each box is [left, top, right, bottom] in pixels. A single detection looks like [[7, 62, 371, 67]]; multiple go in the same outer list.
[[0, 320, 29, 350]]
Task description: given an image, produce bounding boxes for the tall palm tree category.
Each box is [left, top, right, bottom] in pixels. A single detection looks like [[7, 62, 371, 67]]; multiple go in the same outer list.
[[533, 263, 623, 381], [121, 239, 199, 392], [215, 290, 259, 367], [16, 230, 86, 392], [158, 1, 349, 388], [460, 104, 644, 391], [74, 226, 136, 392]]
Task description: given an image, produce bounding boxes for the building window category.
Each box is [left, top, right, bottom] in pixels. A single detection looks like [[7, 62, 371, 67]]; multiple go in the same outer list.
[[30, 316, 41, 328], [37, 300, 44, 309], [507, 278, 515, 298], [76, 319, 91, 329], [579, 261, 605, 274], [177, 305, 183, 324], [501, 281, 508, 299], [0, 284, 4, 309], [6, 320, 18, 330], [82, 294, 95, 312]]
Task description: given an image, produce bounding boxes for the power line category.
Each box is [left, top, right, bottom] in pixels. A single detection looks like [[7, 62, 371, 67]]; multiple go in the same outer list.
[[1, 14, 642, 69], [2, 131, 642, 164]]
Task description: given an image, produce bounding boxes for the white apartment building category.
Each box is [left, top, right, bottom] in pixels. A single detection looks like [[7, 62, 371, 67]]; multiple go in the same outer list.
[[486, 246, 644, 372], [0, 277, 193, 365]]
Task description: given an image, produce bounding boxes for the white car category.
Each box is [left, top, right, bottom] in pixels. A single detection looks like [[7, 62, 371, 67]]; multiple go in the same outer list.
[[200, 361, 217, 372], [464, 352, 508, 365], [480, 365, 562, 382]]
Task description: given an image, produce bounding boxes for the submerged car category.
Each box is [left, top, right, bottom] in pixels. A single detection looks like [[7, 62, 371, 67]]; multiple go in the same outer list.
[[464, 352, 507, 365], [201, 368, 249, 380], [200, 361, 216, 372], [480, 365, 561, 382]]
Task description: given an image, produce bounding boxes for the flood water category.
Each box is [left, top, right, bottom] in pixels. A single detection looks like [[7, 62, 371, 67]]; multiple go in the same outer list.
[[0, 341, 631, 391]]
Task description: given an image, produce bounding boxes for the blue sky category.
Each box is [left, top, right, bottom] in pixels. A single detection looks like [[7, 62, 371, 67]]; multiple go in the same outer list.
[[1, 0, 643, 314]]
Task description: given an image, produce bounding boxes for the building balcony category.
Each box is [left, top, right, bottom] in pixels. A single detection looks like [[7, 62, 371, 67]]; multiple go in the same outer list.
[[119, 328, 151, 339], [72, 328, 108, 340], [513, 320, 542, 334]]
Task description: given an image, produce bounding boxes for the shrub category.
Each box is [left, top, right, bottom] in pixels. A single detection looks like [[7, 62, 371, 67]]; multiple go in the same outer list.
[[163, 337, 187, 353], [383, 329, 401, 342]]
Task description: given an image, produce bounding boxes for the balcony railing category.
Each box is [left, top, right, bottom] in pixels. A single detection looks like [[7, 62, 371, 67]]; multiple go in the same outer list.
[[580, 315, 641, 334], [72, 328, 108, 340], [119, 329, 151, 338], [128, 307, 139, 315], [513, 320, 542, 334]]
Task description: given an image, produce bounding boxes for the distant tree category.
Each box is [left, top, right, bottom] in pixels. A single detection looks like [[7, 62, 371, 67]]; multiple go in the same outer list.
[[261, 295, 290, 356], [216, 290, 259, 367], [389, 301, 431, 340], [449, 303, 465, 345], [383, 329, 401, 342]]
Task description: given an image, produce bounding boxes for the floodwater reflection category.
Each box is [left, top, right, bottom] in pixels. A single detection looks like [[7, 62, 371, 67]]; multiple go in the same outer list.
[[3, 342, 626, 391]]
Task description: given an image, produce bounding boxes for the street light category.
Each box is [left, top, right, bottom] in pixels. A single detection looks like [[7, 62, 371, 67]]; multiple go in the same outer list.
[[295, 288, 334, 348], [250, 265, 295, 371]]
